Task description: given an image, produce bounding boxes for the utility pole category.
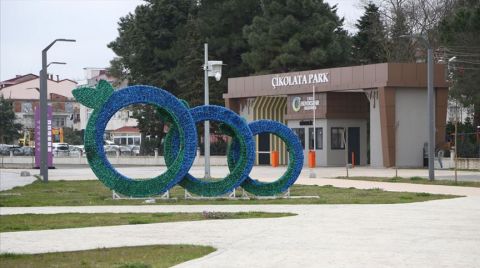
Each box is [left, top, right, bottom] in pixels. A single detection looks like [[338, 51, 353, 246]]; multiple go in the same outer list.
[[309, 86, 317, 178], [204, 43, 210, 179], [401, 34, 435, 180], [39, 38, 75, 182], [203, 44, 223, 179], [427, 46, 435, 181]]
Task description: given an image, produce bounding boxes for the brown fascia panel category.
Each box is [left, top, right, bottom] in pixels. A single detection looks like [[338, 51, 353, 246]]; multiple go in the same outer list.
[[225, 63, 448, 100], [378, 87, 396, 167]]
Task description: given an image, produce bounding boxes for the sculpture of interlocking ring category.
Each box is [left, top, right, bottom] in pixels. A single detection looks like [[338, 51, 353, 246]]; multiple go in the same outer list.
[[73, 81, 197, 197], [73, 81, 304, 198], [164, 105, 255, 197], [227, 120, 304, 196]]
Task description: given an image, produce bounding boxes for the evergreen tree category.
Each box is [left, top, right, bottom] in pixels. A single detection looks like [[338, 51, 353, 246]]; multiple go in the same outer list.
[[107, 0, 193, 94], [440, 1, 480, 126], [352, 3, 387, 64], [106, 0, 260, 150], [107, 0, 195, 153], [196, 0, 261, 105], [242, 0, 352, 74], [63, 127, 83, 145], [0, 95, 22, 144], [173, 13, 204, 107]]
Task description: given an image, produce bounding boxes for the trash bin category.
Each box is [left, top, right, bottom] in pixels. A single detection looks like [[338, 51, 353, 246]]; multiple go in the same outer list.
[[271, 151, 279, 167]]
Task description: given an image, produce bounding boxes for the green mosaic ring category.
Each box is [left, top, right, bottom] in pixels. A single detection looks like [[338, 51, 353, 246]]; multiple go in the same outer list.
[[73, 81, 197, 197], [227, 120, 304, 196], [164, 105, 255, 196]]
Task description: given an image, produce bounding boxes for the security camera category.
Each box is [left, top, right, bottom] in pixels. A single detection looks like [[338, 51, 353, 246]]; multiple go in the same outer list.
[[214, 72, 221, 81]]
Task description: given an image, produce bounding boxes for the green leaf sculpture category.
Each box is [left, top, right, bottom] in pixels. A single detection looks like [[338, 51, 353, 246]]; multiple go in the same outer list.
[[72, 80, 114, 109]]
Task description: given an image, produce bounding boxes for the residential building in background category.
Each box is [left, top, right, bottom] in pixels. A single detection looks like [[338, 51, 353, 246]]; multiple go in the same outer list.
[[78, 67, 139, 144], [0, 74, 80, 145]]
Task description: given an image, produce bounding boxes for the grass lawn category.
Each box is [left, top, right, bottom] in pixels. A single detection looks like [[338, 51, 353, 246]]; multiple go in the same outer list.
[[338, 176, 480, 188], [0, 180, 458, 206], [0, 211, 294, 232], [0, 244, 215, 268]]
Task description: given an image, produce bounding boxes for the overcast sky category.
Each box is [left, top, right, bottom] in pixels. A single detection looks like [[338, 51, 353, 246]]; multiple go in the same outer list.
[[0, 0, 362, 82]]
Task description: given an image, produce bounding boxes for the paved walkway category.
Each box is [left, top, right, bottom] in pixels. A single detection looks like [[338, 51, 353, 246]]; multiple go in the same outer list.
[[1, 167, 480, 267], [0, 170, 36, 191], [2, 166, 479, 182], [1, 197, 479, 267]]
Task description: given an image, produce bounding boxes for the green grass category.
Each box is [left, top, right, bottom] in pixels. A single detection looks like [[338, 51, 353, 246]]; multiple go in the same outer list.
[[0, 211, 294, 232], [0, 180, 458, 207], [338, 176, 480, 187], [0, 244, 215, 268]]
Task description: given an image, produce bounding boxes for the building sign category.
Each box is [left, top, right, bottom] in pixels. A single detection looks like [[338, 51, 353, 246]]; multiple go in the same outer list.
[[292, 96, 319, 112], [34, 106, 53, 168], [272, 72, 329, 89], [299, 120, 313, 126]]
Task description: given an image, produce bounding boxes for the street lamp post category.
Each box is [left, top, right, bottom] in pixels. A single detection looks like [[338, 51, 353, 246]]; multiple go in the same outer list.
[[309, 85, 316, 178], [203, 43, 222, 179], [448, 56, 458, 184], [40, 39, 75, 182], [401, 34, 435, 180]]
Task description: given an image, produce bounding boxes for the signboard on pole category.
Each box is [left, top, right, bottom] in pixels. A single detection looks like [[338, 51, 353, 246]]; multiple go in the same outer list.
[[35, 106, 53, 168]]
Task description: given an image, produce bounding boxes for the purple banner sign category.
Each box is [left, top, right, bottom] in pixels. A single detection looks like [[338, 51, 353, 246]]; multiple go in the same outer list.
[[34, 105, 53, 168]]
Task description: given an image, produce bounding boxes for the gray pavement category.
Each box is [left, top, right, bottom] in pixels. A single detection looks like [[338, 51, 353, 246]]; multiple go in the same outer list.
[[2, 165, 479, 182], [1, 166, 480, 267], [1, 197, 479, 267], [0, 169, 36, 191]]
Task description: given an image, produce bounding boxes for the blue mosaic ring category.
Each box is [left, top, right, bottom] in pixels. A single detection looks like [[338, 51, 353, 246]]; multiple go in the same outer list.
[[74, 82, 197, 197], [164, 105, 255, 196], [227, 120, 304, 196]]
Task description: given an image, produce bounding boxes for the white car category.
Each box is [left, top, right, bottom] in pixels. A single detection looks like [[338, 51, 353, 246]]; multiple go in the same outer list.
[[52, 143, 69, 156]]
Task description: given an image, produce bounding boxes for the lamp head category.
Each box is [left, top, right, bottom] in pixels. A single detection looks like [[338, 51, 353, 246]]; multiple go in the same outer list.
[[207, 60, 223, 81], [214, 72, 221, 81]]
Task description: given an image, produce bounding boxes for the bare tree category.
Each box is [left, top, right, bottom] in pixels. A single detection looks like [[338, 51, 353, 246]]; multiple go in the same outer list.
[[370, 0, 457, 62]]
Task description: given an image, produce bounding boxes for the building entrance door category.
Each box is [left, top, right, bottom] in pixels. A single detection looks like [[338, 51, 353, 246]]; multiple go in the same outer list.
[[258, 132, 270, 165], [348, 127, 360, 165]]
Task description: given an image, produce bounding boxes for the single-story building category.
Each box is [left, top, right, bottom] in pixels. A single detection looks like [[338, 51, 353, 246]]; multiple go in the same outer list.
[[224, 63, 448, 168]]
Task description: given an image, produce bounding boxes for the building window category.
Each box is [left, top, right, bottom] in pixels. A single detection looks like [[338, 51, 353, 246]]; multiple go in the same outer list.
[[331, 127, 345, 150], [308, 127, 323, 150], [21, 102, 33, 113], [292, 128, 305, 149], [65, 102, 74, 113], [53, 117, 66, 127]]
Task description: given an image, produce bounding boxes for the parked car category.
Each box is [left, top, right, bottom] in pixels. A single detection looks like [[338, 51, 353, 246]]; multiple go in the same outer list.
[[19, 146, 34, 156], [119, 146, 132, 156], [130, 145, 140, 156], [68, 146, 84, 157], [104, 140, 115, 145], [53, 143, 70, 156], [0, 144, 11, 156], [0, 144, 25, 156], [10, 146, 23, 156], [104, 145, 120, 156]]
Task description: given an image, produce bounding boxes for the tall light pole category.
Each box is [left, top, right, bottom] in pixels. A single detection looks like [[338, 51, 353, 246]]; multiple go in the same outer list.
[[448, 56, 457, 184], [40, 38, 75, 182], [401, 34, 435, 180], [309, 85, 316, 178], [203, 43, 222, 179]]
